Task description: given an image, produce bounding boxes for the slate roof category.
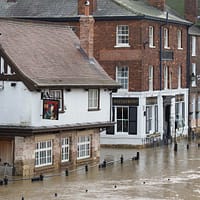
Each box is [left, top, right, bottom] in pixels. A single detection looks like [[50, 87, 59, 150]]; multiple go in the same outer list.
[[0, 19, 118, 89], [0, 0, 191, 25]]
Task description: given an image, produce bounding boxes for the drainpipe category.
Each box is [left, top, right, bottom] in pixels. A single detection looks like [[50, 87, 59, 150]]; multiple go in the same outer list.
[[159, 12, 168, 90], [187, 25, 191, 136]]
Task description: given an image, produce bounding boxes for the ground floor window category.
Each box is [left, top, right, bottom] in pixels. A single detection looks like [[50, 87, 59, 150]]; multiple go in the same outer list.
[[116, 106, 129, 133], [35, 140, 52, 167], [175, 100, 185, 129], [146, 104, 158, 134], [61, 137, 69, 162], [77, 136, 90, 160]]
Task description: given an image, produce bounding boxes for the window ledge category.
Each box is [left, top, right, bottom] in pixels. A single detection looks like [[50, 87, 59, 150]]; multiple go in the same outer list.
[[88, 108, 100, 111], [164, 46, 170, 49], [149, 45, 156, 49], [114, 44, 130, 48], [178, 47, 183, 50]]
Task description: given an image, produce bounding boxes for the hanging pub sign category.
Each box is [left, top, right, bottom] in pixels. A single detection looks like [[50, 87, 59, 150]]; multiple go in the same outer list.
[[43, 99, 59, 120]]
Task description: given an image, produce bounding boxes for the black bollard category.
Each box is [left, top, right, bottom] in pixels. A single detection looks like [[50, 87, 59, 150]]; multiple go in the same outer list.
[[21, 196, 24, 200], [136, 152, 140, 160], [187, 144, 189, 149], [103, 160, 106, 168], [174, 143, 178, 152], [65, 168, 69, 176], [198, 143, 200, 148], [0, 179, 3, 185], [120, 155, 123, 164], [85, 164, 88, 172], [3, 176, 8, 185], [40, 174, 43, 181]]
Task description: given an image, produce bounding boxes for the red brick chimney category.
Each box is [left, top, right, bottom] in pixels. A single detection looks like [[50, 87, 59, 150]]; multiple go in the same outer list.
[[78, 0, 97, 15], [148, 0, 165, 11], [184, 0, 198, 23], [79, 2, 95, 58]]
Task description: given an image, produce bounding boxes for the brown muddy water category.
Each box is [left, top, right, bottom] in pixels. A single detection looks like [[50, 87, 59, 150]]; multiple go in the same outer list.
[[0, 139, 200, 200]]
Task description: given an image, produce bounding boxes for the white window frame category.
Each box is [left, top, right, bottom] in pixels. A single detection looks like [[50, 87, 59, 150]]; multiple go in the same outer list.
[[191, 96, 196, 120], [175, 100, 185, 129], [198, 96, 200, 119], [116, 66, 129, 90], [149, 26, 155, 48], [0, 57, 4, 74], [116, 25, 130, 47], [192, 36, 196, 56], [164, 66, 168, 89], [146, 104, 158, 134], [115, 106, 129, 134], [77, 136, 90, 160], [177, 29, 182, 49], [35, 140, 52, 167], [88, 89, 99, 110], [178, 66, 182, 88], [61, 137, 69, 162], [191, 63, 196, 87], [149, 65, 153, 91], [164, 28, 169, 49]]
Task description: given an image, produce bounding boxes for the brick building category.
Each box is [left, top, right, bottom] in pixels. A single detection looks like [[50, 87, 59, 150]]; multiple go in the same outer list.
[[184, 0, 200, 136], [0, 0, 192, 145]]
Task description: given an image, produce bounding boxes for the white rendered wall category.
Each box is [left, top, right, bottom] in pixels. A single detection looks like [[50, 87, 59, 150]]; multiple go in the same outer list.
[[0, 81, 111, 127], [101, 88, 189, 145]]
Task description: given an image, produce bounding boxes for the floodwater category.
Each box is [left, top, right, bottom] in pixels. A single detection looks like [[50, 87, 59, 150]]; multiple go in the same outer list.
[[0, 139, 200, 200]]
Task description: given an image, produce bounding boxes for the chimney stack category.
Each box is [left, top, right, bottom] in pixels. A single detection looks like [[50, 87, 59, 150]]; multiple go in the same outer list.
[[78, 0, 97, 15], [80, 1, 95, 58], [184, 0, 198, 23], [148, 0, 165, 11]]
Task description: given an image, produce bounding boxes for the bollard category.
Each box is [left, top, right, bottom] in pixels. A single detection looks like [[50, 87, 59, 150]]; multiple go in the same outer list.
[[136, 152, 140, 160], [85, 164, 88, 172], [187, 144, 189, 149], [198, 143, 200, 148], [103, 160, 106, 168], [174, 143, 178, 152], [65, 168, 69, 176], [40, 174, 43, 181], [3, 176, 8, 185], [0, 179, 3, 185], [120, 155, 123, 164], [21, 196, 24, 200]]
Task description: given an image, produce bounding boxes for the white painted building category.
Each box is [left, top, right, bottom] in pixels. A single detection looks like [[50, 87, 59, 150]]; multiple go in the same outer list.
[[0, 18, 118, 176]]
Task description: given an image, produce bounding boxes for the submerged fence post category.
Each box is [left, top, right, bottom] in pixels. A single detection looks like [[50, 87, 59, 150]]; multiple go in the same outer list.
[[120, 155, 123, 164], [65, 168, 69, 176]]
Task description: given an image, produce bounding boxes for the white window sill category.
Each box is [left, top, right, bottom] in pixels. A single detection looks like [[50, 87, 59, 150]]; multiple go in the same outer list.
[[149, 45, 156, 49], [178, 47, 183, 50], [164, 46, 170, 49], [114, 44, 130, 48]]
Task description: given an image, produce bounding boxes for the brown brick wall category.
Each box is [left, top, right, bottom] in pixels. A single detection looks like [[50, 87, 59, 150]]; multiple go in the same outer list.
[[92, 19, 188, 92], [14, 129, 100, 176], [184, 0, 198, 23]]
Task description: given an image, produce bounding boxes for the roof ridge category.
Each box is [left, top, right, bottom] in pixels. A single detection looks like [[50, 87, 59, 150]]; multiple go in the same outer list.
[[112, 0, 144, 16]]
